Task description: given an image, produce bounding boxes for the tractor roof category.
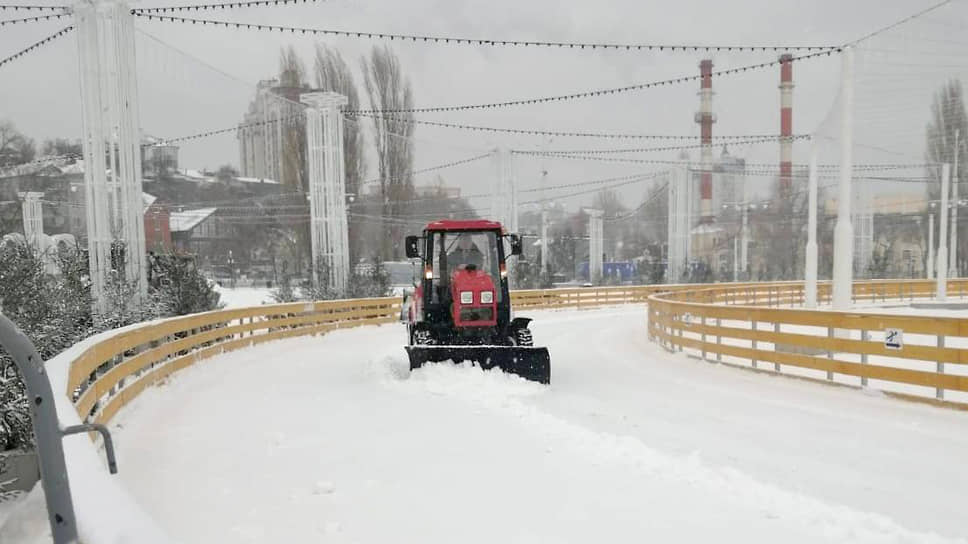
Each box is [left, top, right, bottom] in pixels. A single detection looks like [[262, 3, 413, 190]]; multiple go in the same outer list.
[[424, 219, 504, 232]]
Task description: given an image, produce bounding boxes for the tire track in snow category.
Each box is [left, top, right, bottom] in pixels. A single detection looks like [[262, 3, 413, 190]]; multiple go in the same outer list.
[[392, 362, 965, 544]]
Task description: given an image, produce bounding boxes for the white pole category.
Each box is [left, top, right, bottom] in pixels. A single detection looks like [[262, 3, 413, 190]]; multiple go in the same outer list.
[[950, 129, 960, 277], [832, 46, 855, 310], [740, 204, 748, 278], [928, 212, 935, 279], [805, 139, 819, 308], [733, 235, 739, 282], [938, 163, 951, 301], [540, 209, 548, 276]]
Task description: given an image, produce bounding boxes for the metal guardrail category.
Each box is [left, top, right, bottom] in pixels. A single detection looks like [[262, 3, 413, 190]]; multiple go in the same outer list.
[[649, 279, 968, 405], [0, 313, 118, 544]]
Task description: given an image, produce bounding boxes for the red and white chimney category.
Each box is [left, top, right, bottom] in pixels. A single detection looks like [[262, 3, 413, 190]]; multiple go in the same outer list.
[[697, 59, 715, 223], [779, 54, 794, 195]]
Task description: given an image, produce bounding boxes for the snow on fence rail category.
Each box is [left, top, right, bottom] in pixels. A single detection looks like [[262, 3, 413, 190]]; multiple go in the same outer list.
[[649, 279, 968, 407]]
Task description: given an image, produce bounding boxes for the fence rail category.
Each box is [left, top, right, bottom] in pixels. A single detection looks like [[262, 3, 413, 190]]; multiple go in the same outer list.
[[649, 279, 968, 405]]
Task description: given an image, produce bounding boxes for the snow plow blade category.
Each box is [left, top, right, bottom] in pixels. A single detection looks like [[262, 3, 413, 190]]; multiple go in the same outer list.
[[406, 345, 551, 384]]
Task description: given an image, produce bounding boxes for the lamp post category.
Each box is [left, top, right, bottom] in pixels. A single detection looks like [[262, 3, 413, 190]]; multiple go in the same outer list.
[[722, 200, 769, 282]]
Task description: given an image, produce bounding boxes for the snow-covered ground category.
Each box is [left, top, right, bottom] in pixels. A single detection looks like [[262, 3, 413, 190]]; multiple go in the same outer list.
[[22, 304, 958, 543], [213, 285, 275, 308]]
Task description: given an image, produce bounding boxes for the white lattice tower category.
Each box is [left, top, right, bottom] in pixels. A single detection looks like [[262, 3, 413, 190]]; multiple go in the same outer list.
[[302, 92, 350, 293], [74, 0, 147, 315], [587, 208, 603, 284]]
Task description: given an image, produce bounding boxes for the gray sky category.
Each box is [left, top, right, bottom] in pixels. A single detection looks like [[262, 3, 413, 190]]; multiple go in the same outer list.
[[1, 0, 963, 211]]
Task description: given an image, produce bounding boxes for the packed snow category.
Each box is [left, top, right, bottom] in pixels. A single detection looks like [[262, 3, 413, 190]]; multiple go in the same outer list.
[[213, 285, 275, 308], [5, 305, 968, 542]]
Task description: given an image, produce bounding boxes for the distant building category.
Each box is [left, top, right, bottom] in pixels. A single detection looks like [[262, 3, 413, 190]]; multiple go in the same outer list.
[[144, 196, 172, 254], [169, 207, 221, 257], [237, 79, 305, 188], [142, 139, 179, 179]]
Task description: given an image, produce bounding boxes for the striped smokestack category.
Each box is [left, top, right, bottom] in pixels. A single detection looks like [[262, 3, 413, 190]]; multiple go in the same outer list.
[[779, 54, 794, 195], [697, 59, 715, 223]]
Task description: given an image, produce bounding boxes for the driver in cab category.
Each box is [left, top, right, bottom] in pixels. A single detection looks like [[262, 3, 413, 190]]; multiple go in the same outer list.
[[448, 233, 484, 272]]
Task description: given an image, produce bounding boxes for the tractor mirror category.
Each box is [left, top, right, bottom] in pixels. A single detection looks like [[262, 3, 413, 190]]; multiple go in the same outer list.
[[509, 234, 523, 256], [405, 236, 420, 258]]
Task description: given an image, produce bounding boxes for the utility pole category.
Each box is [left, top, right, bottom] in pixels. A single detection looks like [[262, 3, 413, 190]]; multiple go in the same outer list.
[[928, 210, 935, 279], [950, 129, 960, 278], [588, 209, 603, 284], [938, 163, 951, 301], [804, 140, 819, 308], [832, 46, 855, 310]]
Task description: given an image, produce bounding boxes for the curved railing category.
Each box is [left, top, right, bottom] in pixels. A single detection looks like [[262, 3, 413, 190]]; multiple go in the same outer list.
[[649, 279, 968, 406]]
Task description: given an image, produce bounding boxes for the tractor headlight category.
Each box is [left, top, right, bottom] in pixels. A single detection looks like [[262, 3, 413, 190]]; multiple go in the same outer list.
[[480, 290, 494, 304], [460, 291, 473, 304]]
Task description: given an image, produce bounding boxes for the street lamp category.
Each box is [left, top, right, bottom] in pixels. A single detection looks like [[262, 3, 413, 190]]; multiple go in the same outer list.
[[721, 200, 770, 281]]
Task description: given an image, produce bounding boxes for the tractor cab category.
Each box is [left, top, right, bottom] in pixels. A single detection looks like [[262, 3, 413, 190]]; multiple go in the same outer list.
[[405, 220, 522, 337]]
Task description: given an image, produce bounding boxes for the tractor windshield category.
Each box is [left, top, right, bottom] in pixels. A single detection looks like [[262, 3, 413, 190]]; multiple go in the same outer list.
[[430, 230, 502, 303]]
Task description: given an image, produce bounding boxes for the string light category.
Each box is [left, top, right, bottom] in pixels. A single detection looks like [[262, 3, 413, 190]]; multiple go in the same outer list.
[[0, 4, 67, 11], [134, 13, 839, 53], [132, 0, 319, 15], [517, 136, 809, 155], [0, 11, 68, 25], [361, 152, 493, 185], [0, 25, 72, 70], [349, 49, 840, 114], [345, 112, 810, 141]]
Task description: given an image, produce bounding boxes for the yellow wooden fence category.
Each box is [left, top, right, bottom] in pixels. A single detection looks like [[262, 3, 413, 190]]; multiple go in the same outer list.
[[66, 279, 968, 427], [649, 279, 968, 405]]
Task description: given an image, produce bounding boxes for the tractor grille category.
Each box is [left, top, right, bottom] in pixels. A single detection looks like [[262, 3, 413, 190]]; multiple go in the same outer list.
[[459, 307, 494, 322]]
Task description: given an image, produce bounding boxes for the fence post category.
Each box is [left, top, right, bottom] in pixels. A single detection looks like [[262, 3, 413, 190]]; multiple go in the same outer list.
[[701, 315, 707, 361], [773, 322, 781, 371], [751, 320, 758, 369], [826, 326, 834, 380], [716, 317, 722, 363], [860, 329, 869, 387], [937, 334, 945, 400]]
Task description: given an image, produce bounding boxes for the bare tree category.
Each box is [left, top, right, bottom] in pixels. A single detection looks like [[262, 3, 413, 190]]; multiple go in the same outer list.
[[278, 46, 308, 192], [361, 45, 415, 260], [0, 120, 36, 167], [314, 43, 367, 263]]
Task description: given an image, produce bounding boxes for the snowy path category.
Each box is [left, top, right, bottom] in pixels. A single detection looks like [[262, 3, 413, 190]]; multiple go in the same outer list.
[[108, 306, 968, 543]]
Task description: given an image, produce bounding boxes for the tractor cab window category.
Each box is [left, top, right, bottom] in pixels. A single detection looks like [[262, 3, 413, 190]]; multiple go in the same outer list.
[[429, 231, 502, 303]]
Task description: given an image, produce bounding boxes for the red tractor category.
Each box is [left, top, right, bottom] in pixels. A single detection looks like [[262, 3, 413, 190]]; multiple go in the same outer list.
[[403, 219, 551, 384]]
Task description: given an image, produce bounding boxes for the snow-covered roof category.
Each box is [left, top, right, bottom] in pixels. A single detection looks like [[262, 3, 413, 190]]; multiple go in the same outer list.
[[142, 192, 157, 210], [236, 176, 280, 184], [169, 208, 216, 232], [690, 223, 726, 235]]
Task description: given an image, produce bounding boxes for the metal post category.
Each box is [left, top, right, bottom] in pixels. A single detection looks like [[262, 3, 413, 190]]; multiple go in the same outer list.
[[588, 208, 603, 284], [0, 315, 77, 543], [733, 236, 739, 282], [540, 209, 548, 278], [832, 46, 855, 310], [951, 129, 960, 278], [938, 163, 951, 301], [740, 204, 749, 278], [805, 139, 819, 308]]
